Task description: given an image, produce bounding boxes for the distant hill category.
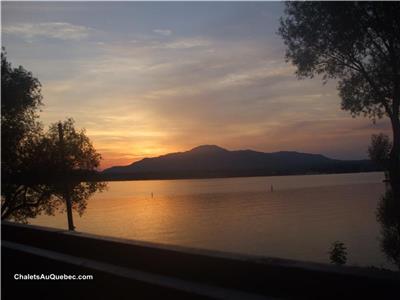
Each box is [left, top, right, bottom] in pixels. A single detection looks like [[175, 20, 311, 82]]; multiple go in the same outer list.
[[101, 145, 380, 180]]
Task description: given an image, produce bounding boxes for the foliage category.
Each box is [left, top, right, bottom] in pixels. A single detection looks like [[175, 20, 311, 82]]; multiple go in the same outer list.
[[279, 2, 400, 181], [329, 241, 348, 266], [1, 48, 43, 178], [26, 118, 102, 178], [1, 50, 106, 222], [368, 133, 392, 166], [1, 118, 106, 222], [376, 189, 400, 269], [1, 184, 57, 222], [1, 181, 106, 223]]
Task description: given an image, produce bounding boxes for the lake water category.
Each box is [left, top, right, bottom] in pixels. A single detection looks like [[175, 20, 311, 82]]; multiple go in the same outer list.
[[29, 172, 396, 269]]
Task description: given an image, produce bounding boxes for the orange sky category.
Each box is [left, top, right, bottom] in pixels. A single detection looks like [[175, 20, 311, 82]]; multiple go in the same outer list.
[[2, 2, 391, 170]]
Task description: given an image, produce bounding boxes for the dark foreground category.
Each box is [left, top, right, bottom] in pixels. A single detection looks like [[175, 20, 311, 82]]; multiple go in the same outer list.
[[2, 222, 399, 300]]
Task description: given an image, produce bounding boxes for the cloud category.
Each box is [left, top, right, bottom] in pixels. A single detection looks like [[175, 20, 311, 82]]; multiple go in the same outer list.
[[162, 38, 210, 49], [4, 2, 385, 168], [22, 28, 384, 167], [3, 22, 92, 41], [216, 64, 295, 88], [153, 29, 172, 36]]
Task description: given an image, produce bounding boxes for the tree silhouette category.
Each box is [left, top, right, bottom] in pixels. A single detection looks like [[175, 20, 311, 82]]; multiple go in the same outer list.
[[1, 48, 43, 180], [368, 134, 392, 166], [368, 133, 392, 182], [329, 241, 347, 266], [376, 189, 400, 270], [279, 2, 400, 185], [26, 118, 102, 180], [1, 118, 107, 222], [1, 50, 106, 223]]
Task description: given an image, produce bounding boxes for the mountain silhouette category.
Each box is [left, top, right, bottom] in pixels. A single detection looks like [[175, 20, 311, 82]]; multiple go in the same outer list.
[[102, 145, 379, 180]]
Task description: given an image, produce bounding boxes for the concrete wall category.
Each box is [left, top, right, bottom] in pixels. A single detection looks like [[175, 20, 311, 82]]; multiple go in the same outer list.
[[2, 222, 399, 299]]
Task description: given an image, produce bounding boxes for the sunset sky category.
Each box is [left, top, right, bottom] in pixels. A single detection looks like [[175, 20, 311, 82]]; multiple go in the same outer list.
[[2, 2, 391, 170]]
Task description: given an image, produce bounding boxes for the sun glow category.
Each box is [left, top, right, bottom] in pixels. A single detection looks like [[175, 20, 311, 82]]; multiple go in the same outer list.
[[3, 1, 392, 171]]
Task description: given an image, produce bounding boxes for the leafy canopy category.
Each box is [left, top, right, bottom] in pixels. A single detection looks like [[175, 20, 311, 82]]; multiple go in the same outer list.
[[279, 2, 400, 120], [27, 118, 102, 179], [329, 241, 347, 266], [1, 49, 43, 177], [1, 50, 105, 222], [368, 133, 392, 166]]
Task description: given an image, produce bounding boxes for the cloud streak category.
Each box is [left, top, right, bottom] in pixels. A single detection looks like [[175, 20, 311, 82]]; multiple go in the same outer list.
[[3, 22, 92, 41], [153, 29, 173, 36], [2, 2, 391, 169]]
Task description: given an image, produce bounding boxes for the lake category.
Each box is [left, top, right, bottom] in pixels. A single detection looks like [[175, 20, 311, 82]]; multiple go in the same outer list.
[[29, 172, 396, 269]]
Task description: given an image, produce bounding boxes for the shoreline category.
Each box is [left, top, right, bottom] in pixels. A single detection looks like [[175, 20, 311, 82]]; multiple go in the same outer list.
[[93, 170, 384, 183]]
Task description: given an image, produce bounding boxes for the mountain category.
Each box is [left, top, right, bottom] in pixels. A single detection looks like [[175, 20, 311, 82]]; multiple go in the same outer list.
[[101, 145, 380, 180]]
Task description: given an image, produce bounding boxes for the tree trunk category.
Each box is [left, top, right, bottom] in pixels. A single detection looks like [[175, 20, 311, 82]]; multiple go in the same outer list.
[[58, 122, 75, 231]]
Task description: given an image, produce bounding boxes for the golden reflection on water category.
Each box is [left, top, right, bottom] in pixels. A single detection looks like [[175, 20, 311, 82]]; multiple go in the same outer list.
[[29, 172, 393, 268]]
